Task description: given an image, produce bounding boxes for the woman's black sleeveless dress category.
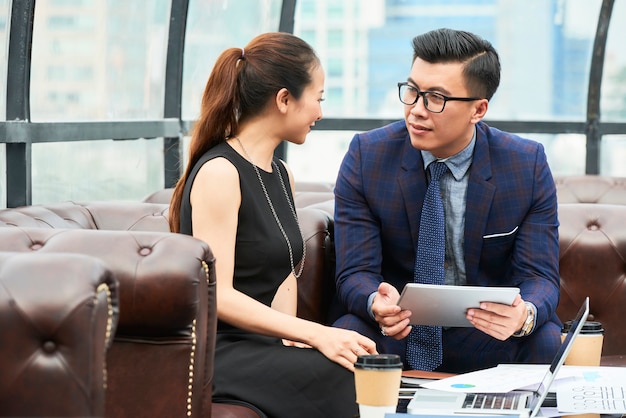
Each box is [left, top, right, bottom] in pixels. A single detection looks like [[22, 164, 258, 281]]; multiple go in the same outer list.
[[179, 141, 358, 418]]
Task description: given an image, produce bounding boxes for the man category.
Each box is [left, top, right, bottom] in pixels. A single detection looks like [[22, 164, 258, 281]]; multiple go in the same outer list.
[[332, 28, 561, 373]]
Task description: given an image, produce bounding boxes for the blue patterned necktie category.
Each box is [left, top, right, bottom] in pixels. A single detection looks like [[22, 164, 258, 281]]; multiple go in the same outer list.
[[406, 161, 448, 370]]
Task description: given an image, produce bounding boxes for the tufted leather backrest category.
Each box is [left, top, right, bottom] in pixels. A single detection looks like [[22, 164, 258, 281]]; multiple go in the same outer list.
[[0, 252, 118, 417], [0, 199, 339, 417], [82, 201, 171, 231], [0, 201, 95, 228], [555, 175, 626, 204], [0, 217, 216, 418], [0, 201, 170, 232], [557, 203, 626, 357]]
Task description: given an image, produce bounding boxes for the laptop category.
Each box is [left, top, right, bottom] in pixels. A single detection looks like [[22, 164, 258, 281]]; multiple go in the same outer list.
[[406, 297, 590, 418]]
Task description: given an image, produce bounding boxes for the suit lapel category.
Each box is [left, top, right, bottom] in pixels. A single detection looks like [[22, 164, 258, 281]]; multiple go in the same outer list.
[[464, 127, 495, 284], [399, 137, 427, 250]]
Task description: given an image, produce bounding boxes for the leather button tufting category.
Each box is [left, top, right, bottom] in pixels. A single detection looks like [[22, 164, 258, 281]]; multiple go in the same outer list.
[[139, 247, 152, 256], [31, 243, 43, 250], [42, 341, 56, 353]]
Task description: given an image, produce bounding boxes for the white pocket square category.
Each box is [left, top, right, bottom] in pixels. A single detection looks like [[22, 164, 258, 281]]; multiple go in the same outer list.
[[483, 226, 519, 239]]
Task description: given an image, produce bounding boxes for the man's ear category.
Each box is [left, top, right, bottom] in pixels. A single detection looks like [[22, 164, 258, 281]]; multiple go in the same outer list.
[[275, 88, 290, 114], [470, 99, 489, 123]]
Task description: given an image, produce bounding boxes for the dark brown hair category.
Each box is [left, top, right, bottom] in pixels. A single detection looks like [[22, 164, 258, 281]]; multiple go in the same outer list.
[[169, 32, 320, 232], [412, 28, 501, 100]]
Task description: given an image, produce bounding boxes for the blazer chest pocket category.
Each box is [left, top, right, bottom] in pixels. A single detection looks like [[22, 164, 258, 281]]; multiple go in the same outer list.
[[481, 226, 519, 275], [482, 226, 519, 246]]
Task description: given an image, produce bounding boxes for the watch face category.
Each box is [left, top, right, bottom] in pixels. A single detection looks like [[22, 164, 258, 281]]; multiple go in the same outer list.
[[521, 304, 534, 335]]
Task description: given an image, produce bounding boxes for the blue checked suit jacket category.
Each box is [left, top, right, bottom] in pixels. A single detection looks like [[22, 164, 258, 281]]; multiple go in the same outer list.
[[333, 120, 561, 343]]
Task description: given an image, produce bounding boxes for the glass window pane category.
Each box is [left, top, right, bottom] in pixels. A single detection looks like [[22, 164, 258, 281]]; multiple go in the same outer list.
[[0, 143, 5, 208], [31, 139, 164, 204], [600, 0, 626, 183], [286, 130, 358, 184], [526, 133, 586, 176], [601, 0, 626, 122], [294, 0, 601, 121], [601, 135, 626, 176], [0, 0, 9, 121], [290, 0, 602, 183], [30, 0, 170, 121], [182, 0, 282, 120]]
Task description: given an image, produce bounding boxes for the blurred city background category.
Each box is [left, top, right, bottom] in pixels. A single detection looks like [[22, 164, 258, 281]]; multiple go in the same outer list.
[[1, 0, 625, 206]]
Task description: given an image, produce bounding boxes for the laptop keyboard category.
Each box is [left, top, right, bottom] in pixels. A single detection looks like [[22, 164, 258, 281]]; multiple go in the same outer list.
[[462, 392, 523, 410]]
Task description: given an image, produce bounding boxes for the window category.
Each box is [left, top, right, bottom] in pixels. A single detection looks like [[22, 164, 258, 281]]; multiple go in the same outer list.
[[291, 0, 620, 180], [182, 0, 282, 119], [32, 0, 170, 121], [26, 0, 172, 204]]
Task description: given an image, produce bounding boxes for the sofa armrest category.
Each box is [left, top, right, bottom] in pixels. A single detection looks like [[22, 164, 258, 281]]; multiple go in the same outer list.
[[0, 252, 118, 417], [0, 201, 172, 232], [296, 207, 335, 324], [0, 202, 95, 228], [0, 227, 217, 418]]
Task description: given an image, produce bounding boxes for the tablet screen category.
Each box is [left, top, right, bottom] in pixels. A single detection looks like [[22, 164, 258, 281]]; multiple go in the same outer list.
[[397, 283, 520, 327]]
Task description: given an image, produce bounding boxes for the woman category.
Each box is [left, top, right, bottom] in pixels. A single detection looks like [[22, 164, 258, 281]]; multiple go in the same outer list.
[[169, 32, 377, 417]]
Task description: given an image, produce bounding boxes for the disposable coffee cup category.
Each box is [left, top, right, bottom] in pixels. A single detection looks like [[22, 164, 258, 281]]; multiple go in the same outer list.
[[354, 354, 403, 418], [561, 320, 604, 366]]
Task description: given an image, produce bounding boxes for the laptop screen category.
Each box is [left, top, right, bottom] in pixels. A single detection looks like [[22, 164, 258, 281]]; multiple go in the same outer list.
[[528, 297, 590, 415], [549, 297, 589, 374]]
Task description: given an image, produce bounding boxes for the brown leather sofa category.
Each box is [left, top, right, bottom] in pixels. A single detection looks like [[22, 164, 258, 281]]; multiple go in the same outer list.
[[0, 200, 334, 418], [1, 175, 624, 416], [553, 175, 626, 366], [0, 203, 217, 418], [0, 251, 119, 417]]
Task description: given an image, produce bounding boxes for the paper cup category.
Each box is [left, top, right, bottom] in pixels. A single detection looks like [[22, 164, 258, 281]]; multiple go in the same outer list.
[[354, 354, 403, 418], [561, 321, 604, 366]]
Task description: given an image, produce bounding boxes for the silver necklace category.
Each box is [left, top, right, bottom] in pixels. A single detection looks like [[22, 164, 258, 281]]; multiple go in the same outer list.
[[234, 136, 306, 279]]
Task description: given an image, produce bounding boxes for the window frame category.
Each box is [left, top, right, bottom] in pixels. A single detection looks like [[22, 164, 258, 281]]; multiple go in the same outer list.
[[1, 0, 624, 208]]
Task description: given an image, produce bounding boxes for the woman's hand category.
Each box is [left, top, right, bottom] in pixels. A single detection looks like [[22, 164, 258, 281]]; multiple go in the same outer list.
[[310, 325, 378, 371]]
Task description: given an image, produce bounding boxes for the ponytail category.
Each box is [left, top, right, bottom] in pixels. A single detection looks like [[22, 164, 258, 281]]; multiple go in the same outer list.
[[169, 47, 242, 232]]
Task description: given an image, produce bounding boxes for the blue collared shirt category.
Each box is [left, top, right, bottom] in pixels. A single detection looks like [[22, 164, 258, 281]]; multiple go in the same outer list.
[[421, 130, 476, 286]]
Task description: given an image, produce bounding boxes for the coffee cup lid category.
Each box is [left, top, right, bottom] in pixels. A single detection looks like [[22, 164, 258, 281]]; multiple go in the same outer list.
[[561, 320, 603, 334], [354, 354, 403, 369]]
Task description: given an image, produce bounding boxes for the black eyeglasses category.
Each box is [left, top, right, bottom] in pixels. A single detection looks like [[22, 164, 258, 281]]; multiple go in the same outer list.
[[397, 82, 482, 113]]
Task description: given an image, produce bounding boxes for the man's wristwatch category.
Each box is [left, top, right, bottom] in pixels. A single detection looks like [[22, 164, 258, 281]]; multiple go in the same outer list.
[[513, 302, 535, 337]]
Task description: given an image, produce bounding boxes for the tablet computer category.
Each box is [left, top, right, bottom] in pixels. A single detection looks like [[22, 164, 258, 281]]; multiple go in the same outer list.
[[397, 283, 519, 327]]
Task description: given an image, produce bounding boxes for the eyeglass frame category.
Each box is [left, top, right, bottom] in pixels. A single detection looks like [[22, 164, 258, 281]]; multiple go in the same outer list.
[[397, 82, 483, 113]]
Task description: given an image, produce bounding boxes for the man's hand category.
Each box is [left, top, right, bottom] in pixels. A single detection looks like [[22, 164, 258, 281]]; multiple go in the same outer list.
[[466, 294, 528, 340], [372, 282, 413, 340]]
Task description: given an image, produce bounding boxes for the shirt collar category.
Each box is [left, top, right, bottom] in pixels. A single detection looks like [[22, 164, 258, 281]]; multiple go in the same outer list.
[[421, 128, 476, 181]]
